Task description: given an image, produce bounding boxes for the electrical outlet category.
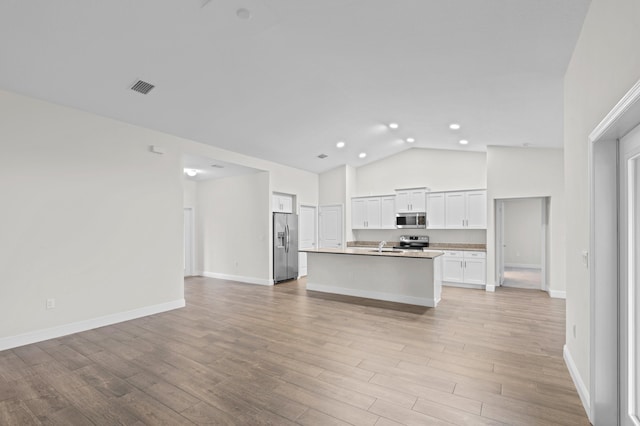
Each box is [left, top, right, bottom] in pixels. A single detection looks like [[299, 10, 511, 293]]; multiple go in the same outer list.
[[46, 298, 56, 310]]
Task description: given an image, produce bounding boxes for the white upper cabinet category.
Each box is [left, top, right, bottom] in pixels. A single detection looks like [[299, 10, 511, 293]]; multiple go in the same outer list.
[[444, 192, 466, 228], [466, 190, 487, 228], [380, 196, 396, 229], [444, 190, 487, 229], [395, 188, 428, 212], [273, 193, 294, 213], [351, 195, 396, 229], [426, 192, 446, 229]]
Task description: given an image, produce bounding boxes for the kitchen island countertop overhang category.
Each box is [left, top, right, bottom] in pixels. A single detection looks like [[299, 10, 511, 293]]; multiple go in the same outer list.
[[300, 248, 444, 308]]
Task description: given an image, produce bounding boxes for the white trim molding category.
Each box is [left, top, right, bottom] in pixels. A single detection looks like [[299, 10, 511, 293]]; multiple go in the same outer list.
[[589, 78, 640, 143], [0, 299, 185, 352], [485, 284, 496, 292], [548, 289, 566, 299], [202, 271, 273, 286], [564, 344, 591, 421]]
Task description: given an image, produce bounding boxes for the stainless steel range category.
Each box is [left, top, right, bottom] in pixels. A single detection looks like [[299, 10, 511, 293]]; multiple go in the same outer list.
[[393, 235, 429, 250]]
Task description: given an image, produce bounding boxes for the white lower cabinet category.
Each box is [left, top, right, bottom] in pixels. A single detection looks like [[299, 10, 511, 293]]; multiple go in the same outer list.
[[441, 250, 486, 287]]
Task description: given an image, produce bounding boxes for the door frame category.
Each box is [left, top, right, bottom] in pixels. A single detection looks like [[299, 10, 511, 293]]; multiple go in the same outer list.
[[183, 207, 195, 277], [588, 78, 640, 424], [495, 200, 505, 286], [494, 197, 547, 291]]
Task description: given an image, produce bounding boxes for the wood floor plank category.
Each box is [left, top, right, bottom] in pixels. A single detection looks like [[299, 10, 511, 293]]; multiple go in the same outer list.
[[0, 277, 589, 425]]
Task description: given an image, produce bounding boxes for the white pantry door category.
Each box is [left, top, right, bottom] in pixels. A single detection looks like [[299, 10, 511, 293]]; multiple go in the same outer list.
[[620, 123, 640, 426], [318, 204, 342, 249], [298, 205, 317, 276]]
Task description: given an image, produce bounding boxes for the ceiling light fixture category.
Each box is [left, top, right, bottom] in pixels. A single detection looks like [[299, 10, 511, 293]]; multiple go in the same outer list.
[[449, 123, 461, 130], [359, 152, 367, 159], [184, 168, 198, 177], [388, 123, 399, 129], [459, 139, 469, 145], [336, 141, 345, 148], [406, 138, 415, 143]]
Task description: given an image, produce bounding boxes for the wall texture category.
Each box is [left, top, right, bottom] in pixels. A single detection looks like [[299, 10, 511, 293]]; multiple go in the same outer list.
[[0, 90, 184, 344], [486, 147, 565, 296], [197, 172, 270, 283], [503, 198, 543, 267], [564, 0, 640, 395], [355, 148, 487, 195]]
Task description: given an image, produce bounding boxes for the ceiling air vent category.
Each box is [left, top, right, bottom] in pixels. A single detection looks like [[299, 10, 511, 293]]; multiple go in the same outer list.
[[131, 80, 155, 95], [317, 154, 328, 159], [211, 164, 225, 169]]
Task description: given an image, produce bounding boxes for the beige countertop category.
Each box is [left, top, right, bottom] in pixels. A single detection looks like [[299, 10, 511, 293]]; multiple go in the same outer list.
[[346, 241, 486, 252], [300, 247, 444, 259]]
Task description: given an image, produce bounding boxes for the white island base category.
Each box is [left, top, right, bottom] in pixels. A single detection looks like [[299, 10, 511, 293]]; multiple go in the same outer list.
[[304, 249, 442, 307]]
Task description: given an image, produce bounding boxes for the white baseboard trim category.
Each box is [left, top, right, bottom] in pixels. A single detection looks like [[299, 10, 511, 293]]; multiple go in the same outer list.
[[485, 284, 496, 292], [549, 289, 567, 299], [505, 263, 542, 269], [202, 271, 273, 286], [563, 344, 591, 418], [306, 283, 436, 307], [0, 299, 185, 352], [442, 282, 486, 290]]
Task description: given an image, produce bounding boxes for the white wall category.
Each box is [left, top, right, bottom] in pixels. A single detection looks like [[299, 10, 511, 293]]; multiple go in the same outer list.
[[486, 147, 564, 295], [355, 148, 487, 195], [0, 89, 184, 345], [183, 178, 197, 208], [503, 198, 542, 267], [564, 0, 640, 396], [197, 172, 270, 284], [319, 165, 355, 242]]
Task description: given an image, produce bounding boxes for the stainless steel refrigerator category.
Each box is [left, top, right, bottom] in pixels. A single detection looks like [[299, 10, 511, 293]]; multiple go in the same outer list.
[[273, 212, 298, 283]]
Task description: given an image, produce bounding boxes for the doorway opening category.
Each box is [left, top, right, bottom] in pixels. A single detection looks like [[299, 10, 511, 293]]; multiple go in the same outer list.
[[495, 197, 548, 291]]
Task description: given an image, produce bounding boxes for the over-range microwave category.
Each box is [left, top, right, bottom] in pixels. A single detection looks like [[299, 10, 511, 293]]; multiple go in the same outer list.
[[396, 212, 427, 229]]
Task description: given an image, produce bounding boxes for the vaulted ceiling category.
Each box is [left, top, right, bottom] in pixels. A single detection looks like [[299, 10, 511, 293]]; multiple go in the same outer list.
[[0, 0, 590, 173]]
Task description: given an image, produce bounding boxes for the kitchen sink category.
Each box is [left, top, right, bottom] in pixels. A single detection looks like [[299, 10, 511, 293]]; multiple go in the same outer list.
[[368, 248, 405, 253]]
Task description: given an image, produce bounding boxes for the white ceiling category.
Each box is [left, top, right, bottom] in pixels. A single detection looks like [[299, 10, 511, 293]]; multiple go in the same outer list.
[[0, 0, 590, 174]]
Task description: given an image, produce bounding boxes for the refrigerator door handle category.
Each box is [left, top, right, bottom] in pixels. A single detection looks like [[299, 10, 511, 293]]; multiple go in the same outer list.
[[285, 224, 290, 253]]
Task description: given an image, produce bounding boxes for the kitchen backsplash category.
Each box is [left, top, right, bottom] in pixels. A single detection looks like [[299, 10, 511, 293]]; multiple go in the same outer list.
[[353, 228, 486, 244]]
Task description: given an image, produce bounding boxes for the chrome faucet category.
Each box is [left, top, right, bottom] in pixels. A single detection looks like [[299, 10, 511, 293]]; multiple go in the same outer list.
[[378, 240, 387, 252]]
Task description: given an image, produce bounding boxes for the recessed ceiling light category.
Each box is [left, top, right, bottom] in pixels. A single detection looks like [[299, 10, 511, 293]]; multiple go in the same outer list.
[[336, 141, 345, 148], [236, 8, 251, 20], [406, 138, 415, 143], [359, 152, 367, 159], [449, 123, 461, 130], [184, 168, 198, 177], [459, 139, 469, 145], [388, 123, 399, 129]]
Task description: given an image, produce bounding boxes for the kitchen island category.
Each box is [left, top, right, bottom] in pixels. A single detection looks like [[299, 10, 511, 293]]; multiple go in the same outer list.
[[300, 248, 444, 307]]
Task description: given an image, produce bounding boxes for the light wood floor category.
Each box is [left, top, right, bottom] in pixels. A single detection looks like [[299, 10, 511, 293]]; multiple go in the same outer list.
[[0, 277, 589, 425], [502, 267, 543, 290]]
